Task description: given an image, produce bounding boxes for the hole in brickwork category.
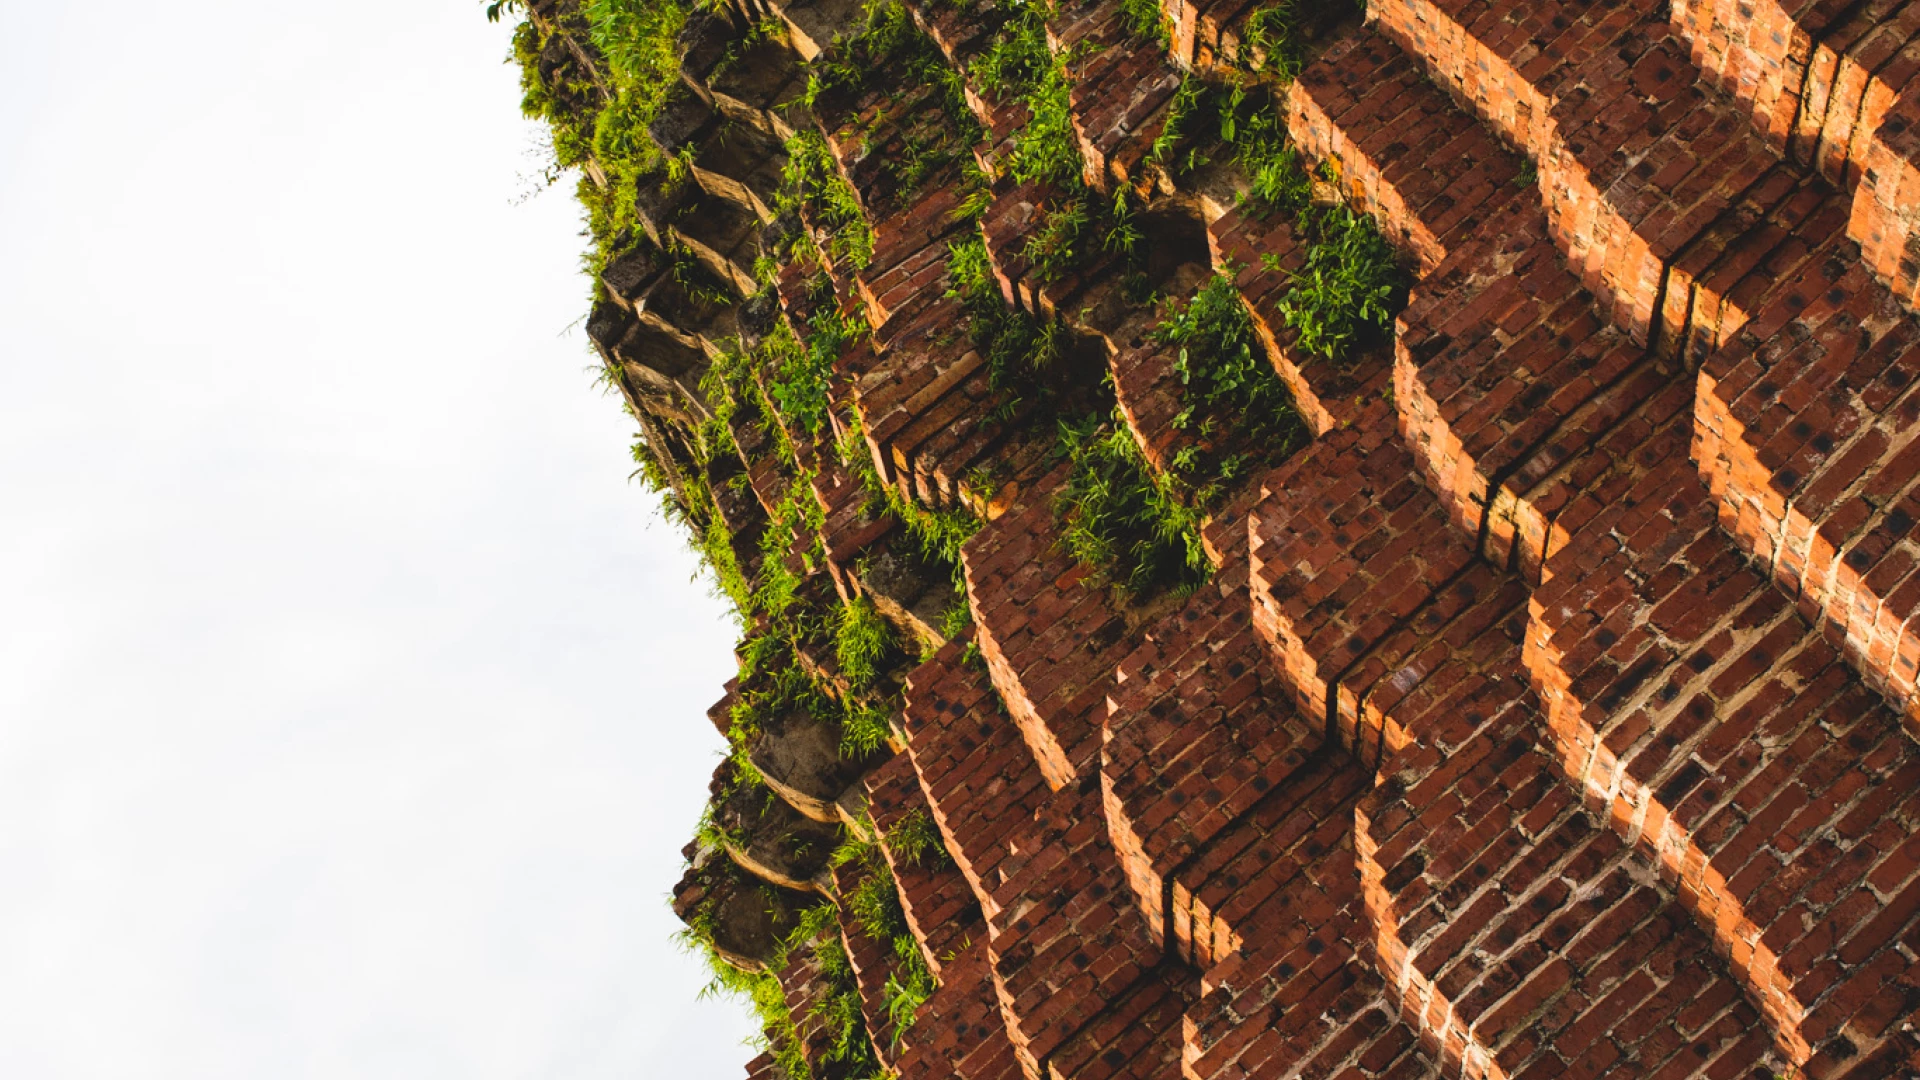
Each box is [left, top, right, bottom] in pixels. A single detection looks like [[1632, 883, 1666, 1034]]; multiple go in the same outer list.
[[1134, 205, 1213, 292]]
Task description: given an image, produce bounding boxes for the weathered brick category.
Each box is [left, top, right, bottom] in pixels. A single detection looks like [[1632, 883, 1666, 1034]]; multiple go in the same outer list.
[[985, 778, 1165, 1077], [1042, 964, 1195, 1080], [1102, 580, 1321, 944], [1247, 403, 1479, 749], [1529, 428, 1920, 1068], [1176, 753, 1435, 1080], [901, 639, 1054, 920], [1372, 0, 1855, 352], [604, 3, 1920, 1075], [1394, 195, 1668, 579], [1357, 706, 1787, 1080], [963, 471, 1137, 788], [1287, 25, 1528, 277], [1694, 248, 1920, 728], [1672, 0, 1920, 186]]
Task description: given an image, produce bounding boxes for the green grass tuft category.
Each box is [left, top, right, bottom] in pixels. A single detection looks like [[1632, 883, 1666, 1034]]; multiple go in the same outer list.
[[1056, 416, 1210, 602], [781, 132, 877, 271], [887, 807, 954, 869], [835, 596, 897, 690], [1157, 273, 1307, 479], [1277, 203, 1401, 361]]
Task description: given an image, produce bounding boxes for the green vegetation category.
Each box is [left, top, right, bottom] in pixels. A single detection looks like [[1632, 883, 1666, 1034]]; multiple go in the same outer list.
[[1223, 94, 1404, 361], [728, 636, 827, 744], [1048, 273, 1308, 602], [698, 513, 757, 616], [805, 0, 951, 111], [1047, 271, 1315, 601], [726, 616, 888, 758], [971, 1, 1054, 108], [1159, 273, 1307, 476], [584, 0, 690, 163], [800, 0, 981, 210], [511, 18, 598, 173], [1002, 44, 1082, 190], [509, 5, 1001, 1072], [836, 595, 898, 690], [1155, 81, 1405, 363], [974, 2, 1108, 283], [513, 0, 701, 276], [887, 807, 953, 870], [781, 132, 876, 271], [836, 412, 981, 606], [1148, 75, 1215, 176], [754, 306, 858, 443], [1278, 203, 1401, 360], [755, 473, 825, 620], [685, 817, 947, 1074], [947, 236, 1067, 410], [1118, 0, 1172, 46], [1056, 416, 1210, 601], [695, 762, 763, 853], [1045, 267, 1306, 602], [1241, 0, 1312, 81], [621, 375, 765, 630], [834, 832, 939, 1046], [789, 902, 886, 1076], [839, 698, 894, 758], [514, 0, 1411, 1069]]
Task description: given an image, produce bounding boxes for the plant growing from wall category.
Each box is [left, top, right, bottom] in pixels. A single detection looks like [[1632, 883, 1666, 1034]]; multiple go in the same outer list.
[[1278, 203, 1401, 360], [1056, 416, 1210, 601], [1006, 51, 1082, 191], [511, 18, 602, 172], [1206, 85, 1408, 362], [887, 807, 953, 869], [835, 596, 897, 690], [947, 236, 1066, 408], [835, 413, 981, 591], [972, 0, 1053, 105], [781, 132, 877, 272], [781, 901, 889, 1077], [974, 2, 1108, 284], [1118, 0, 1172, 45], [753, 309, 856, 442], [1157, 273, 1308, 480], [1241, 0, 1311, 81], [833, 831, 939, 1047], [838, 698, 893, 757], [697, 514, 757, 618]]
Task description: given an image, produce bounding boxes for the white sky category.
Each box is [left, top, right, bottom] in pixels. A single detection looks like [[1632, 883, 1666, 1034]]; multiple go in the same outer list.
[[0, 2, 759, 1076]]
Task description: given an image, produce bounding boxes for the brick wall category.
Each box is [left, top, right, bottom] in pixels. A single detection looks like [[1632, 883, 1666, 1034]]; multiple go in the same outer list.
[[521, 0, 1920, 1074]]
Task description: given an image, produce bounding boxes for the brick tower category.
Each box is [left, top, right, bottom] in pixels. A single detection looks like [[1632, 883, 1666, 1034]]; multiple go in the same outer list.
[[505, 0, 1920, 1075]]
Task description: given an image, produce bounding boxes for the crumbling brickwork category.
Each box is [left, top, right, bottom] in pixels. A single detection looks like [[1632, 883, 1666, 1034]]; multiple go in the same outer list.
[[505, 0, 1920, 1075]]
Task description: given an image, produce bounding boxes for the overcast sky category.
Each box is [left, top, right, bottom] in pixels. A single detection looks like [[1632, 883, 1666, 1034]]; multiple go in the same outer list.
[[0, 2, 759, 1076]]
